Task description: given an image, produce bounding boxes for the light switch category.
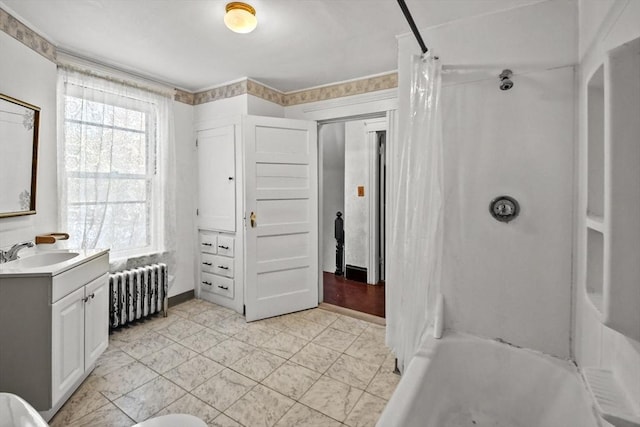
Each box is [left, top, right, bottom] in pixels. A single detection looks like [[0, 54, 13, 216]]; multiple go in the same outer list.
[[357, 186, 365, 197]]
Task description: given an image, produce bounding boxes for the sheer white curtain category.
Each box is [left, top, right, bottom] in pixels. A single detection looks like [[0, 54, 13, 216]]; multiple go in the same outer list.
[[387, 53, 444, 372], [57, 67, 176, 271]]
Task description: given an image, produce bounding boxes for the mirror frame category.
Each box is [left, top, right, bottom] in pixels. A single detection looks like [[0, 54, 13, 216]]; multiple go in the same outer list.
[[0, 93, 40, 218]]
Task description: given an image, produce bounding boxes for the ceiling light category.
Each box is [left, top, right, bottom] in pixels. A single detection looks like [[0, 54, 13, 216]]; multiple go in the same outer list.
[[224, 2, 257, 34]]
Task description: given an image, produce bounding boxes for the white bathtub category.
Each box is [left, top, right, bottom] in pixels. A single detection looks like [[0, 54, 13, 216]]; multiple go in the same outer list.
[[377, 332, 601, 427]]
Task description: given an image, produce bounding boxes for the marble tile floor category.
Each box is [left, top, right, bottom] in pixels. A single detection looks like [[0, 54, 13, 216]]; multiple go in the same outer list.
[[50, 299, 400, 427]]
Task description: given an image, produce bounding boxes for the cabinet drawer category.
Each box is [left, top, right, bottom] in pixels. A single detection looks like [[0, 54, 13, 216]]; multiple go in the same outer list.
[[202, 254, 234, 278], [52, 253, 109, 303], [200, 233, 218, 254], [217, 235, 234, 257], [201, 272, 234, 299]]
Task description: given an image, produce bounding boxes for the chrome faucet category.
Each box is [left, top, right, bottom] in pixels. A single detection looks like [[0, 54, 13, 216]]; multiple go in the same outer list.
[[0, 241, 35, 263]]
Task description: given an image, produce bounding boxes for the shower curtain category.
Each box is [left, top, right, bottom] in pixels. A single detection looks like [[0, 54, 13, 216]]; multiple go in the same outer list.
[[387, 53, 443, 372]]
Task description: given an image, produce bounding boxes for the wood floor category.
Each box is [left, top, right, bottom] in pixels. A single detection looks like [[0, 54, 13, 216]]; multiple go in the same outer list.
[[322, 272, 385, 318]]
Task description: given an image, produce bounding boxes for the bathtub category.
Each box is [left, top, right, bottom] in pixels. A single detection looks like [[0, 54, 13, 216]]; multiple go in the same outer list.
[[377, 332, 601, 427]]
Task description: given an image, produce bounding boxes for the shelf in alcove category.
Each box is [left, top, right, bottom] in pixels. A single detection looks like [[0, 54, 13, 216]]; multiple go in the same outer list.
[[586, 289, 603, 315], [586, 214, 605, 233], [586, 227, 604, 316], [583, 368, 640, 427]]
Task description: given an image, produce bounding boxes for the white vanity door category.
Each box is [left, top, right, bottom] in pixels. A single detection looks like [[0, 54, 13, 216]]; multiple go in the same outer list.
[[51, 287, 85, 405], [84, 273, 109, 368], [244, 116, 318, 321], [197, 125, 236, 231]]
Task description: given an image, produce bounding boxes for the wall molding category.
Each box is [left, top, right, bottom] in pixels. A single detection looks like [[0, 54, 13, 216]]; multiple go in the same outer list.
[[284, 73, 398, 106], [189, 73, 398, 107], [0, 6, 56, 62], [0, 6, 397, 107]]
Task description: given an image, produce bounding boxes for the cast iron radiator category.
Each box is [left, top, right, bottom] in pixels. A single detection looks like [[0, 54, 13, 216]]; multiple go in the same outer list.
[[109, 263, 168, 329]]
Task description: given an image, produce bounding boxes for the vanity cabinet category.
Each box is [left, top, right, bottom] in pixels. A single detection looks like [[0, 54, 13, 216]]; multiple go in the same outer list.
[[51, 272, 109, 405], [0, 250, 109, 421]]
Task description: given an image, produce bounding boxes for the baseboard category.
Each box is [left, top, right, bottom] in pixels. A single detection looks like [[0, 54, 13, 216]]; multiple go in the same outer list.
[[319, 303, 386, 326], [168, 290, 194, 307], [345, 264, 367, 283]]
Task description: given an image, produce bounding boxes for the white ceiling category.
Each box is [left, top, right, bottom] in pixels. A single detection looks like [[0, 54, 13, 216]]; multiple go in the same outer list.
[[1, 0, 543, 93]]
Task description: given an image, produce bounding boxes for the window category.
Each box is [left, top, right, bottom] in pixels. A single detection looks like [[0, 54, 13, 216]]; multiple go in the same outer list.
[[59, 70, 171, 260]]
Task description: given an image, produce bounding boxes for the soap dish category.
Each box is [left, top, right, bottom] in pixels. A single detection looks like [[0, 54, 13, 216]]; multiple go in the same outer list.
[[583, 368, 640, 427]]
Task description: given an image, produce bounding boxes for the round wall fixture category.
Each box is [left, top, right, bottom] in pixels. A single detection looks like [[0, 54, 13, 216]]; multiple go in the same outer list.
[[489, 195, 520, 223]]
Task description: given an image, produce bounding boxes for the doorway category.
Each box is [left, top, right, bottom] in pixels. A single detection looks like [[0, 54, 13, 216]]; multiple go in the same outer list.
[[319, 117, 387, 317]]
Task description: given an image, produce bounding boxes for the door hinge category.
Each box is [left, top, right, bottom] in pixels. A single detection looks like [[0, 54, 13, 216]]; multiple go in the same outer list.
[[195, 139, 198, 147], [196, 208, 199, 216], [243, 305, 246, 316]]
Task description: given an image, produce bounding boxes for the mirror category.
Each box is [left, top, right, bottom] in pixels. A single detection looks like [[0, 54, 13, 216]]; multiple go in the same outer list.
[[0, 93, 40, 218]]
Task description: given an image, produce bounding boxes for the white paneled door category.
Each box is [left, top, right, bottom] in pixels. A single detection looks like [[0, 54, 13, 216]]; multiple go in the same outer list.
[[244, 116, 318, 321]]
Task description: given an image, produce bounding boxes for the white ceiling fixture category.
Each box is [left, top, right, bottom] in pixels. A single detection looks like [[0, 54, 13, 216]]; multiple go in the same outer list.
[[224, 2, 257, 34]]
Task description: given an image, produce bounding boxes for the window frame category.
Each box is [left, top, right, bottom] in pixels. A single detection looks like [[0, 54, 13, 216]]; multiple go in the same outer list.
[[61, 86, 163, 260]]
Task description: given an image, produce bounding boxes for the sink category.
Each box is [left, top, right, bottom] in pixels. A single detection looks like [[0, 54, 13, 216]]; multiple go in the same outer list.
[[12, 252, 80, 268], [0, 249, 107, 277]]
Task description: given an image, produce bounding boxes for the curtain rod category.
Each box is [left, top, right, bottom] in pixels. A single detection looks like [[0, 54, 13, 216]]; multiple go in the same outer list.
[[397, 0, 428, 54]]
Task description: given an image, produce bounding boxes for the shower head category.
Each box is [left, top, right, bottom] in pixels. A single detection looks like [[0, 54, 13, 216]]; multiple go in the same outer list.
[[499, 69, 514, 91]]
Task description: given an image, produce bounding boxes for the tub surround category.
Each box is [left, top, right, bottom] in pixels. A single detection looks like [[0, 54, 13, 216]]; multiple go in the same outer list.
[[396, 0, 577, 358], [575, 0, 640, 419], [378, 332, 601, 427]]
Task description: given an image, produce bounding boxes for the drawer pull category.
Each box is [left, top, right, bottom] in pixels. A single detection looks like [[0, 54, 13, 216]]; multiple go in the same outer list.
[[203, 262, 213, 266], [218, 285, 229, 290], [202, 243, 213, 246], [202, 281, 212, 286], [218, 245, 229, 250], [228, 177, 234, 180], [217, 265, 229, 270]]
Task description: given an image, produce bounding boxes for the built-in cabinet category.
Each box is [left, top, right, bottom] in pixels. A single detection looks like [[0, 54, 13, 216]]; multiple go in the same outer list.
[[196, 118, 244, 313], [584, 37, 640, 342], [199, 231, 236, 300], [195, 115, 319, 320], [0, 251, 109, 421], [197, 125, 237, 232]]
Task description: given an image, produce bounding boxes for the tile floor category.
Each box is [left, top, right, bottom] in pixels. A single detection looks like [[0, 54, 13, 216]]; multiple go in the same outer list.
[[50, 299, 400, 427]]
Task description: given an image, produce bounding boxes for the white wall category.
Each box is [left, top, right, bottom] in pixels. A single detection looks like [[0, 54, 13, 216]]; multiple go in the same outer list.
[[574, 0, 640, 409], [320, 122, 345, 273], [397, 0, 578, 358], [247, 94, 284, 117], [171, 101, 196, 297], [194, 95, 248, 124], [344, 120, 369, 270], [0, 29, 197, 298], [194, 94, 284, 126], [0, 31, 57, 250], [578, 0, 616, 59]]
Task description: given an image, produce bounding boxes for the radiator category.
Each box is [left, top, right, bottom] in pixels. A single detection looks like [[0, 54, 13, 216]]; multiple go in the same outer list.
[[109, 263, 169, 329]]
